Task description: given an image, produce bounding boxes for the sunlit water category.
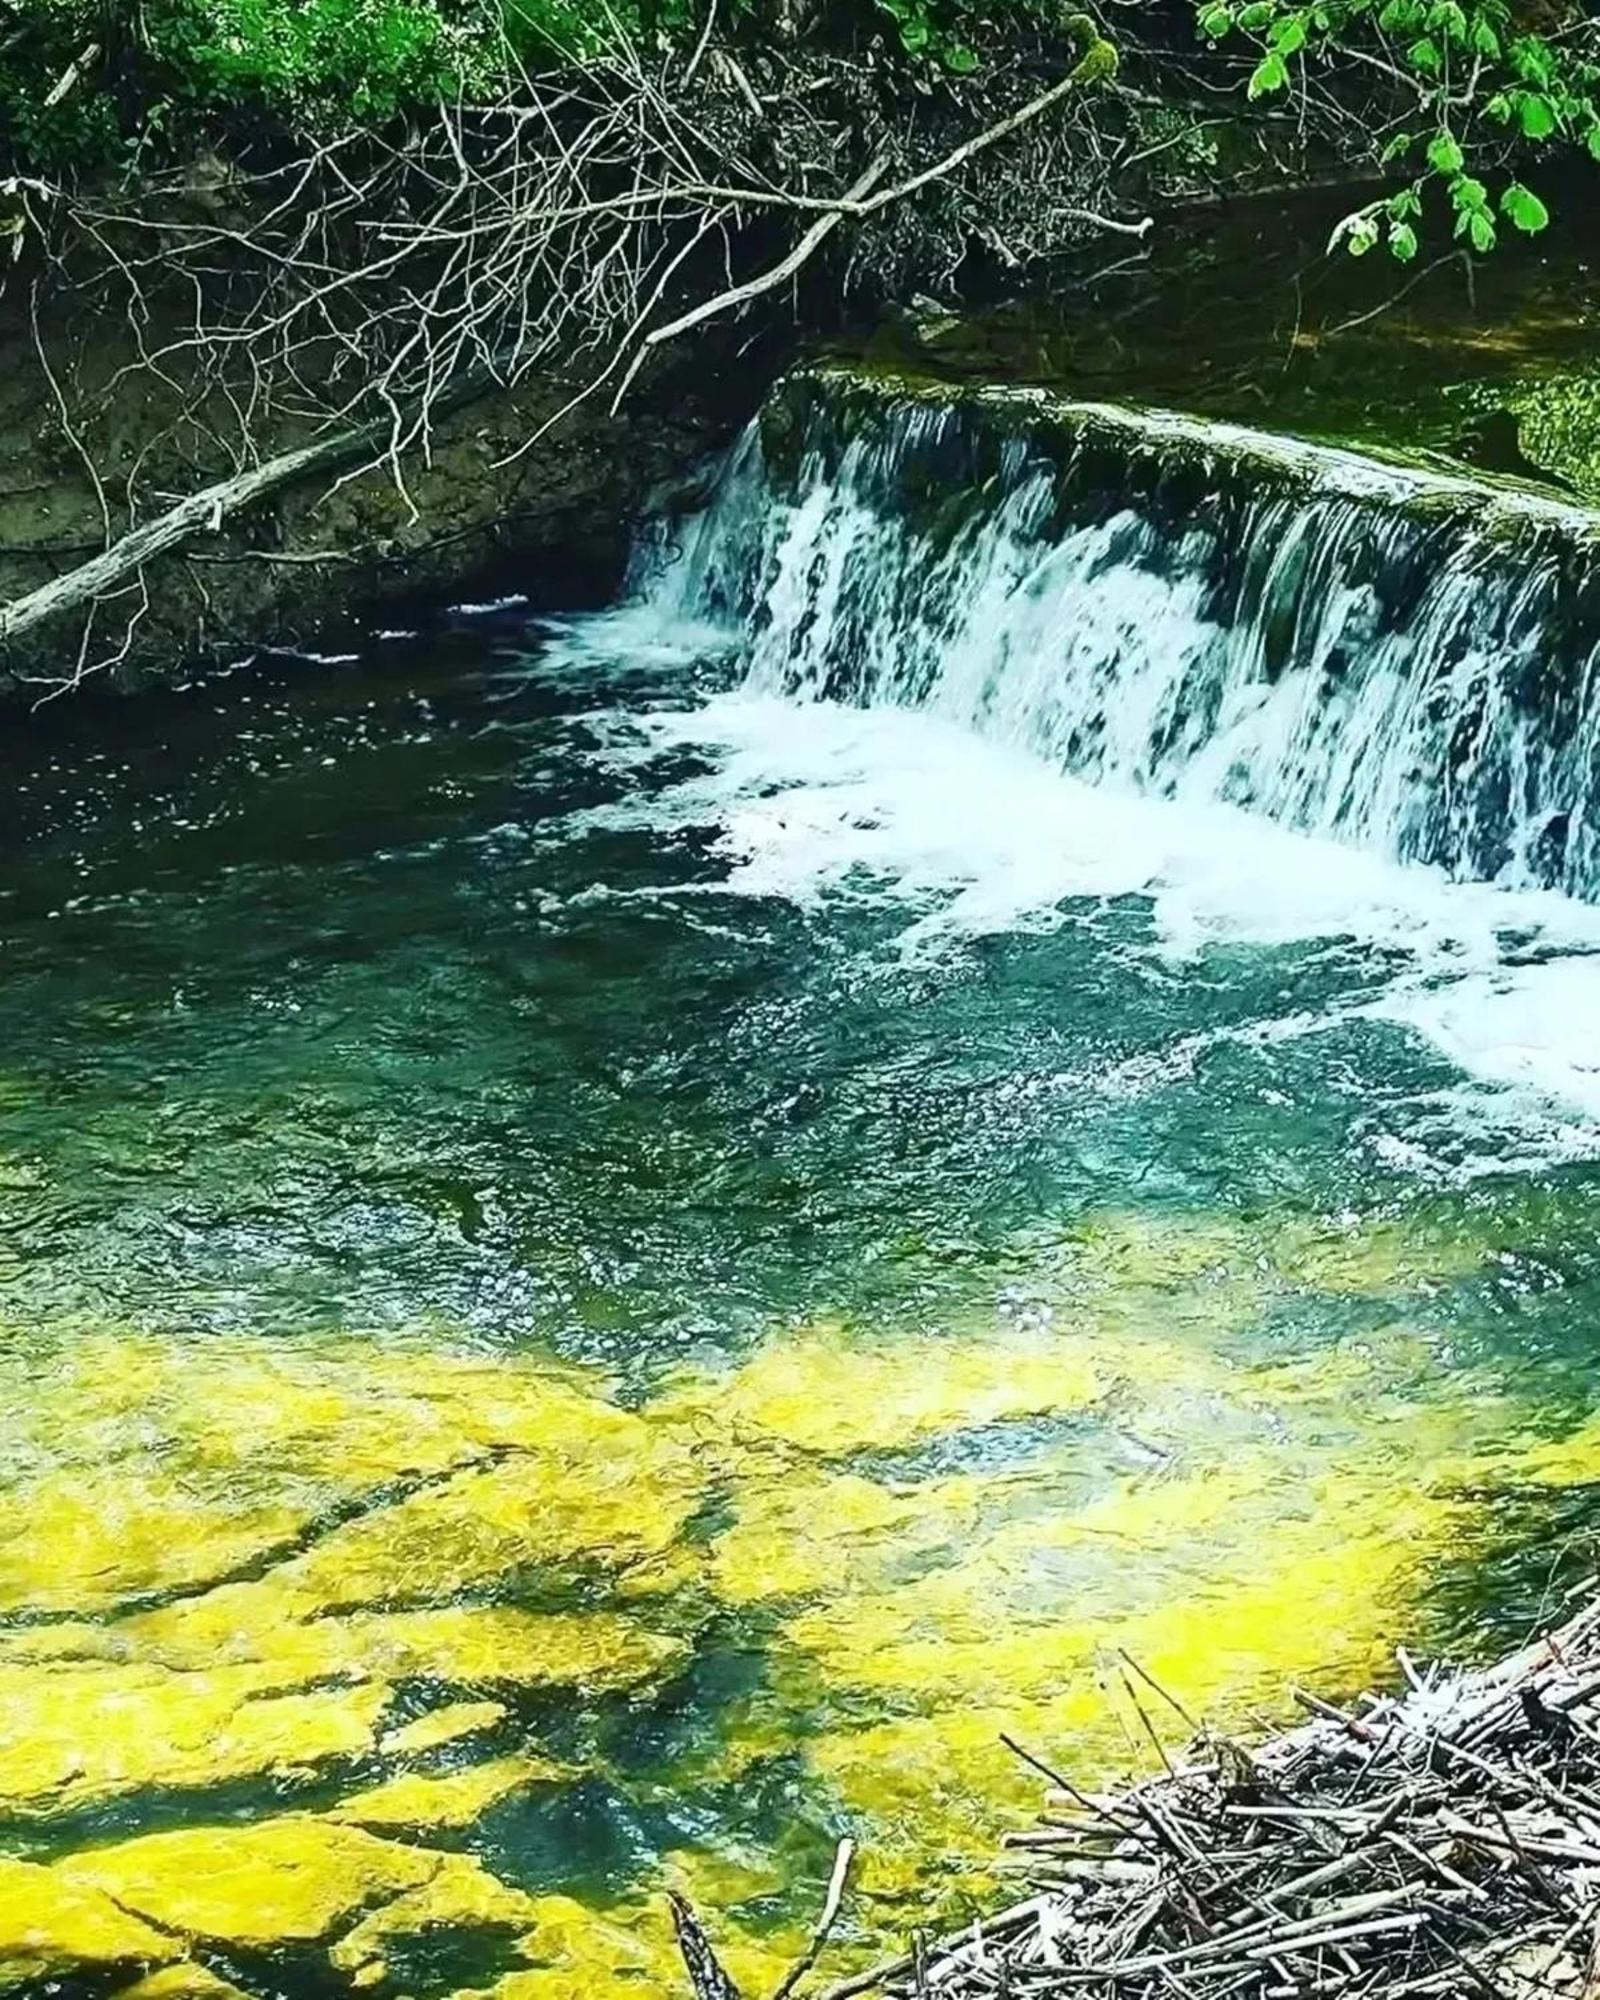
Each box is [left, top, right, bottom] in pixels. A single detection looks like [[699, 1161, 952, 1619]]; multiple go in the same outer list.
[[8, 390, 1600, 1997]]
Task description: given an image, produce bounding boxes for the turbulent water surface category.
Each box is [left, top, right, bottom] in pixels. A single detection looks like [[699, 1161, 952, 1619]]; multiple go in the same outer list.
[[8, 373, 1600, 1995]]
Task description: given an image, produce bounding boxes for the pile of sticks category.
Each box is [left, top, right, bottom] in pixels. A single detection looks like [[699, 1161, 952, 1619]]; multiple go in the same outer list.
[[865, 1596, 1600, 1998]]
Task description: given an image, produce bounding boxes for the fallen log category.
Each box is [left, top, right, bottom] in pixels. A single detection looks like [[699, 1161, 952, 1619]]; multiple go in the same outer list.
[[0, 429, 369, 649]]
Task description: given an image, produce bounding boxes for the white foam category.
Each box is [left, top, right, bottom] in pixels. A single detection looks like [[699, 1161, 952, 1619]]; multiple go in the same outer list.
[[572, 683, 1600, 1161]]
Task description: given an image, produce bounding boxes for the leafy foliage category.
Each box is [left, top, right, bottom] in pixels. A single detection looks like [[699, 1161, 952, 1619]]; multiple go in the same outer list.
[[1196, 1, 1598, 256], [0, 0, 1080, 175], [0, 0, 744, 172]]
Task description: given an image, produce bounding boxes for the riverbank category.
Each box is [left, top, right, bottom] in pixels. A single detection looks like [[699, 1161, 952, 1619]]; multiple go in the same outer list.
[[796, 1587, 1600, 1998], [12, 0, 1595, 698], [0, 307, 753, 696]]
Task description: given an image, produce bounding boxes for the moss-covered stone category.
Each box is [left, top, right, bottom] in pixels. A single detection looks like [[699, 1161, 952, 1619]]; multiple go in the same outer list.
[[54, 1816, 443, 1948], [0, 1856, 179, 1990], [328, 1754, 571, 1833]]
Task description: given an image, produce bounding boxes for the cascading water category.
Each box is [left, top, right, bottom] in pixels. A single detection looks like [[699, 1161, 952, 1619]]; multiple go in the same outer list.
[[649, 369, 1600, 901], [599, 365, 1600, 1144]]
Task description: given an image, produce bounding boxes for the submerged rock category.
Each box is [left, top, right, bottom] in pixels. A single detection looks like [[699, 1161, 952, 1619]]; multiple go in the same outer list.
[[378, 1698, 508, 1756], [328, 1850, 546, 1985], [328, 1753, 571, 1832], [0, 1856, 178, 1989], [53, 1815, 443, 1947], [663, 1318, 1102, 1457], [0, 1659, 392, 1817]]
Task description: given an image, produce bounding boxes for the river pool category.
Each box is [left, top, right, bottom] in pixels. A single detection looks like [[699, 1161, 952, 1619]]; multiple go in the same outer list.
[[7, 394, 1600, 1996]]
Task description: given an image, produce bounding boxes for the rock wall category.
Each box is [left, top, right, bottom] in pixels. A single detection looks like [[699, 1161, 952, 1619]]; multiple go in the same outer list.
[[0, 300, 754, 696]]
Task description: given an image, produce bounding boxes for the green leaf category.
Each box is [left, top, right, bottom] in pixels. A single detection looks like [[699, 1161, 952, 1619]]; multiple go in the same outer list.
[[1407, 35, 1442, 72], [1428, 1, 1467, 42], [1501, 181, 1550, 233], [1588, 123, 1600, 162], [1248, 49, 1289, 95], [1468, 210, 1496, 253], [1470, 17, 1500, 58], [1388, 219, 1419, 261], [1199, 3, 1234, 37], [1426, 130, 1463, 173], [1348, 214, 1381, 256], [1238, 1, 1276, 26], [1519, 92, 1557, 140], [1378, 0, 1423, 28], [1270, 14, 1307, 53]]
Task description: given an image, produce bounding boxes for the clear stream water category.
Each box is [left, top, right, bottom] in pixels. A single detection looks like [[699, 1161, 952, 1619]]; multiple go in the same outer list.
[[8, 373, 1600, 1996]]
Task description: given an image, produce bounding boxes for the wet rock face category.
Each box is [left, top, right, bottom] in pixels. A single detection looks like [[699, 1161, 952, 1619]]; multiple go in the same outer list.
[[0, 300, 753, 696]]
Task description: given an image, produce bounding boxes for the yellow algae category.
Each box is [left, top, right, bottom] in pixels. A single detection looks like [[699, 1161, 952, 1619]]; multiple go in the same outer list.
[[806, 1476, 1462, 1926], [0, 1327, 702, 1618], [380, 1699, 507, 1755], [278, 1437, 704, 1610], [660, 1843, 789, 1912], [790, 1463, 1462, 1712], [328, 1753, 570, 1831], [328, 1852, 545, 1983], [665, 1320, 1101, 1458], [464, 1897, 665, 2000], [0, 1463, 311, 1618], [801, 1466, 1469, 1902], [709, 1463, 973, 1607], [776, 1459, 1273, 1696], [0, 1660, 390, 1817], [54, 1816, 439, 1948], [810, 1694, 1084, 1904], [0, 1333, 485, 1615], [123, 1597, 688, 1695], [1507, 1411, 1600, 1489], [117, 1969, 251, 2000], [1059, 1207, 1484, 1311], [462, 1893, 797, 2000], [0, 1856, 179, 1989]]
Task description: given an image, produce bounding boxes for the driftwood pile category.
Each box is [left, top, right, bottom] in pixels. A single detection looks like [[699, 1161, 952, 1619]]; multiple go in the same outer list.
[[844, 1596, 1600, 1999]]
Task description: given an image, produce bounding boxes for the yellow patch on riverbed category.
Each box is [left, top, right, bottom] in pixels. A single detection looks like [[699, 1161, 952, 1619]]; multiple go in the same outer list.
[[124, 1596, 689, 1692], [329, 1753, 570, 1832], [115, 1969, 252, 2000], [1059, 1206, 1486, 1307], [379, 1698, 507, 1755], [0, 1322, 706, 1818], [0, 1660, 392, 1817], [459, 1891, 800, 2000], [328, 1852, 545, 1984], [663, 1318, 1103, 1458], [0, 1236, 1544, 1985], [0, 1326, 694, 1616], [53, 1816, 441, 1947], [0, 1856, 178, 1989]]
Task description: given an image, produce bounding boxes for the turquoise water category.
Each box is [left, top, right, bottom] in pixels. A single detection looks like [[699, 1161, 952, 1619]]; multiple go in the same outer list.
[[4, 522, 1600, 1991]]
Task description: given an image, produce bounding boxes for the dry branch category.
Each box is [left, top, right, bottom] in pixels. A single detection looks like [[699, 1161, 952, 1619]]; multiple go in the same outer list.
[[831, 1595, 1600, 1998], [2, 8, 1147, 684], [0, 428, 363, 647]]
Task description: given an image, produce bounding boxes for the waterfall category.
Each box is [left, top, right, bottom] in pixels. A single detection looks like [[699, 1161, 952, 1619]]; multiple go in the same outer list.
[[647, 369, 1600, 904]]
